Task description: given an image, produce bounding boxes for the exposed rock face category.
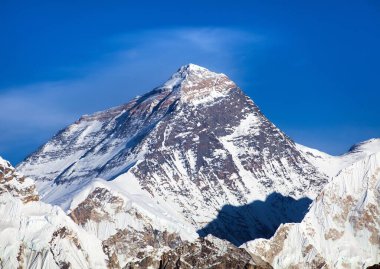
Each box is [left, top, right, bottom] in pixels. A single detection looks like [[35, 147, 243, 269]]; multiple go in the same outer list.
[[17, 64, 328, 245], [0, 156, 38, 203], [128, 236, 273, 269], [103, 228, 183, 268], [244, 152, 380, 269], [69, 187, 125, 226]]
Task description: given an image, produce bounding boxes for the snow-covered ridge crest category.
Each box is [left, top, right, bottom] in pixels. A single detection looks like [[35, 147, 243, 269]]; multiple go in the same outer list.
[[297, 137, 380, 178], [347, 137, 380, 155]]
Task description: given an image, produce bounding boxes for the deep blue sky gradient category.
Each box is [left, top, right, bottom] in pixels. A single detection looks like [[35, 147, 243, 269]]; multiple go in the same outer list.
[[1, 0, 379, 164]]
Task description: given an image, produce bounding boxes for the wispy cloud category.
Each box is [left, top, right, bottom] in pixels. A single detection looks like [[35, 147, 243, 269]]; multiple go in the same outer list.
[[0, 27, 261, 163]]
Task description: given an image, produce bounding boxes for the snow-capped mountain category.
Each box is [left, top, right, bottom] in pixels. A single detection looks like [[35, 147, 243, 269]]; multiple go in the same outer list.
[[243, 151, 380, 268], [17, 64, 329, 245], [13, 64, 380, 268]]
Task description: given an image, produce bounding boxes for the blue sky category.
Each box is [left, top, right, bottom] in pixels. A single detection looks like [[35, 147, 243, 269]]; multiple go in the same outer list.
[[1, 0, 379, 164]]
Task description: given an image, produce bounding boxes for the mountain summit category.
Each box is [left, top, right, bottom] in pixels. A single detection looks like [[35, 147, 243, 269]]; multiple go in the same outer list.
[[151, 63, 237, 105]]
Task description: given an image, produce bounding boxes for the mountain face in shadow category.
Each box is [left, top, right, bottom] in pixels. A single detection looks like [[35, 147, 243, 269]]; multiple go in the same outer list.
[[197, 192, 312, 246]]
